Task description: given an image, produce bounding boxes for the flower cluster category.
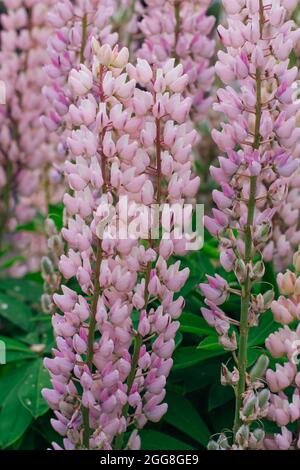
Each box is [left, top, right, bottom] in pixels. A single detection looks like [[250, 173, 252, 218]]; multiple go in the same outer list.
[[264, 247, 300, 450], [0, 0, 58, 275], [201, 0, 300, 448], [42, 39, 199, 450], [138, 0, 216, 120], [42, 0, 117, 141]]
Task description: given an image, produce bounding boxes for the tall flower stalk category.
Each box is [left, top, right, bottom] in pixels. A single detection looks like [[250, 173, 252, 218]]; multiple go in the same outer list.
[[138, 0, 216, 120], [0, 0, 57, 274], [264, 246, 300, 450], [42, 39, 199, 450], [201, 0, 300, 448]]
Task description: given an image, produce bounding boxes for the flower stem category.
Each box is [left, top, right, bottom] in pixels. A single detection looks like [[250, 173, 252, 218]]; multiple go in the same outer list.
[[80, 14, 87, 64], [174, 1, 181, 65], [233, 61, 263, 436], [82, 239, 102, 449], [114, 263, 151, 450]]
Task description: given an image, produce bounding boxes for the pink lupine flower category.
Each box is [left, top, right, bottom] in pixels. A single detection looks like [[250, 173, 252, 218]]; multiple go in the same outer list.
[[42, 38, 199, 450], [138, 0, 215, 120], [265, 248, 300, 449], [201, 0, 300, 448], [0, 0, 58, 271]]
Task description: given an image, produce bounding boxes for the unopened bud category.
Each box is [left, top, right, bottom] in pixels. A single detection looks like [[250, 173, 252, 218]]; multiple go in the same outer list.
[[242, 394, 258, 419], [257, 388, 269, 409], [49, 235, 64, 257], [249, 354, 270, 382], [293, 248, 300, 272], [263, 289, 274, 309], [41, 293, 53, 314], [254, 221, 272, 244], [250, 260, 265, 280], [253, 428, 265, 442], [45, 218, 57, 237], [207, 440, 219, 450], [41, 256, 54, 277], [234, 259, 247, 283], [235, 424, 250, 447]]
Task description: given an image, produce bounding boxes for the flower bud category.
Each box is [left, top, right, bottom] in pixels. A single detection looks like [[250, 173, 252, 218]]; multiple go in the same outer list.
[[249, 354, 270, 382]]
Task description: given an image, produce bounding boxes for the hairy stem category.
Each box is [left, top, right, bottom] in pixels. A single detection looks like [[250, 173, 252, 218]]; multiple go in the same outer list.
[[233, 1, 263, 434], [82, 239, 103, 449], [80, 14, 88, 64], [114, 264, 151, 450], [174, 1, 181, 65]]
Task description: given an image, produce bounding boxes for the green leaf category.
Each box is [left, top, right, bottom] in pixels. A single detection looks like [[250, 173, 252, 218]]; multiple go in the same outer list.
[[0, 278, 43, 304], [0, 336, 38, 363], [0, 363, 33, 448], [173, 357, 223, 393], [0, 293, 33, 331], [0, 256, 25, 270], [197, 335, 223, 351], [18, 358, 51, 418], [247, 347, 263, 367], [248, 310, 278, 346], [179, 275, 200, 297], [165, 392, 210, 447], [175, 331, 183, 349], [180, 312, 214, 336], [208, 382, 234, 411], [48, 203, 64, 230], [173, 346, 226, 370], [140, 430, 195, 450]]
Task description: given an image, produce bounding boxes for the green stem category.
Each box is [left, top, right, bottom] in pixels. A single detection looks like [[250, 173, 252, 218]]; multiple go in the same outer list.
[[233, 1, 264, 435], [174, 1, 181, 65], [80, 14, 88, 64], [114, 263, 151, 450], [82, 240, 102, 449]]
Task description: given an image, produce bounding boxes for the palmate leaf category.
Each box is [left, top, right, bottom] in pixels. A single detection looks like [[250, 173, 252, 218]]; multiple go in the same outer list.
[[165, 391, 210, 447]]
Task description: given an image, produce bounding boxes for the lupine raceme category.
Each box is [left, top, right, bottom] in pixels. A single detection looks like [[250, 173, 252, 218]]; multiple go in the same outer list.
[[264, 246, 300, 450], [0, 0, 58, 275], [201, 0, 300, 449], [41, 38, 199, 450]]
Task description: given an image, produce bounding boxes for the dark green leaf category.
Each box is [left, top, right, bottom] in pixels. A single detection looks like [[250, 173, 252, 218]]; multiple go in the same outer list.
[[173, 346, 226, 370], [180, 312, 213, 336], [0, 279, 43, 304], [18, 358, 50, 418], [140, 430, 195, 450], [248, 310, 278, 346], [0, 363, 33, 448], [165, 392, 210, 446], [0, 293, 33, 331], [197, 335, 223, 351], [208, 382, 234, 411]]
